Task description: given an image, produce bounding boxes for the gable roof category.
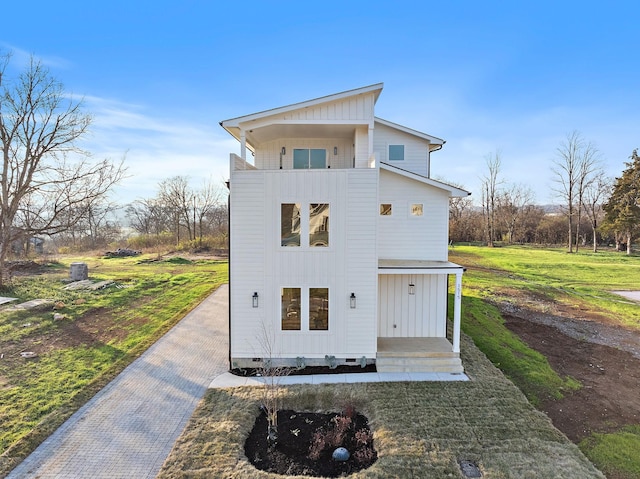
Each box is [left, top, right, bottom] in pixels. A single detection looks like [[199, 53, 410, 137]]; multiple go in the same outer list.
[[380, 162, 470, 198], [374, 117, 445, 147], [220, 83, 384, 133]]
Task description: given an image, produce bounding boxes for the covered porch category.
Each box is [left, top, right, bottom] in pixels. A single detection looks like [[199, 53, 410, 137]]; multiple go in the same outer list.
[[376, 260, 464, 373]]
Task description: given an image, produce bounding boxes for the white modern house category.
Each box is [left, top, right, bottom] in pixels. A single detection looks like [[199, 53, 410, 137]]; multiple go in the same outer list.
[[221, 83, 469, 373]]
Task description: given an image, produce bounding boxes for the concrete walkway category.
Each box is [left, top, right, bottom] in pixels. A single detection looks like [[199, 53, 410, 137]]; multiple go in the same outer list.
[[7, 285, 230, 479]]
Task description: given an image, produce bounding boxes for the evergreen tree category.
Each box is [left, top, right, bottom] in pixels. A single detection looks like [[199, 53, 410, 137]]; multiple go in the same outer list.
[[603, 149, 640, 254]]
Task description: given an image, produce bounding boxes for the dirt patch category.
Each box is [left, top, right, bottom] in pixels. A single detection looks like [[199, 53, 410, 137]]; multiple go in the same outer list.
[[0, 301, 148, 377], [501, 305, 640, 443]]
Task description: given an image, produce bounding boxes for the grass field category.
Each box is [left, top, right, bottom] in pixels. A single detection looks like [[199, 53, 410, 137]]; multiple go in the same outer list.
[[450, 245, 640, 479], [0, 253, 227, 475]]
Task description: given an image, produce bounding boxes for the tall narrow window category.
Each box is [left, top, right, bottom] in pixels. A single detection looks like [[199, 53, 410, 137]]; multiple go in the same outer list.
[[389, 144, 404, 161], [293, 149, 326, 169], [309, 203, 329, 247], [282, 288, 301, 330], [309, 288, 329, 330], [281, 203, 301, 247]]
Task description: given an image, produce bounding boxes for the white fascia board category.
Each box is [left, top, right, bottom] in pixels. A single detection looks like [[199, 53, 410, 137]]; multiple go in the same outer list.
[[374, 117, 445, 147], [221, 83, 384, 130], [380, 162, 471, 198]]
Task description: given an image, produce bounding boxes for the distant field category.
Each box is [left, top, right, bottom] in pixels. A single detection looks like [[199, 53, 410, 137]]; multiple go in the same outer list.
[[450, 245, 640, 330]]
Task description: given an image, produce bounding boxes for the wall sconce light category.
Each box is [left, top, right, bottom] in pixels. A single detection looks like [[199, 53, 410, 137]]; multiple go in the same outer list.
[[252, 292, 259, 308], [333, 146, 338, 155], [281, 147, 286, 156], [350, 292, 356, 309], [409, 283, 415, 295]]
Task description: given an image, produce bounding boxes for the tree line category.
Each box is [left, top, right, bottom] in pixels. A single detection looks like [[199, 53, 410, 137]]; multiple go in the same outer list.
[[450, 135, 639, 254]]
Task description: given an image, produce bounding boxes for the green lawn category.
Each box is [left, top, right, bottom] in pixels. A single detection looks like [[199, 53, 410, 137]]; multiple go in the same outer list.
[[450, 245, 640, 479], [0, 254, 228, 475], [158, 334, 603, 479]]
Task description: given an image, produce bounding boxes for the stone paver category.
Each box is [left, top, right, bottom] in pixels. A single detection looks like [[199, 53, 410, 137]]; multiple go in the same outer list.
[[7, 284, 229, 479]]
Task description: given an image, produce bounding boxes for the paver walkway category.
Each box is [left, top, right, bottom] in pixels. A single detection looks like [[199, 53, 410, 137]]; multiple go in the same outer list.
[[7, 284, 229, 479]]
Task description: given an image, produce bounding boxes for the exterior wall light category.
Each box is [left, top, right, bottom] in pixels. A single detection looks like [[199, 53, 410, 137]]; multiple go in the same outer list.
[[252, 292, 259, 308], [281, 147, 286, 155], [409, 283, 415, 295], [350, 292, 356, 309], [334, 146, 338, 155]]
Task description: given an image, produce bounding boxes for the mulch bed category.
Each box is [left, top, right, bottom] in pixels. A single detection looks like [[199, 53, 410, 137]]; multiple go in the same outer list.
[[244, 408, 377, 477]]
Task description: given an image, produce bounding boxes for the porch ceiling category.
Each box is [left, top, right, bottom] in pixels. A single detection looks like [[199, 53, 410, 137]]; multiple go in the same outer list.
[[246, 123, 358, 147]]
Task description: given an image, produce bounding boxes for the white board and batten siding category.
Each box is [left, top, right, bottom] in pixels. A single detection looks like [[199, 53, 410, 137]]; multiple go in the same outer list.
[[378, 274, 448, 338], [271, 94, 375, 123], [378, 168, 450, 261], [373, 122, 430, 177], [239, 93, 376, 133], [230, 168, 378, 361]]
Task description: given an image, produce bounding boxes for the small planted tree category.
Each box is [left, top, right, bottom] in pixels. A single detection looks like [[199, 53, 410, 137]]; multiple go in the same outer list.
[[256, 324, 291, 447]]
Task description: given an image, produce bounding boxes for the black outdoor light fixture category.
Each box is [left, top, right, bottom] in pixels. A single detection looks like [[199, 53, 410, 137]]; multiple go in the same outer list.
[[409, 282, 415, 295], [281, 147, 286, 155], [252, 292, 259, 308], [334, 146, 338, 155], [350, 292, 356, 309]]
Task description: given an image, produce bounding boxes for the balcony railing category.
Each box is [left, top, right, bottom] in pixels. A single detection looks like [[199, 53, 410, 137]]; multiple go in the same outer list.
[[230, 153, 377, 171]]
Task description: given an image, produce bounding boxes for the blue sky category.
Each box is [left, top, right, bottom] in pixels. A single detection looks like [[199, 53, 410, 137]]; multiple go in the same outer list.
[[2, 1, 638, 205]]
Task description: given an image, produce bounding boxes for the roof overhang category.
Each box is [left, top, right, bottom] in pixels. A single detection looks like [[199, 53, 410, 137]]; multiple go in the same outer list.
[[378, 259, 464, 275], [380, 162, 471, 198], [374, 117, 445, 152], [220, 83, 384, 150]]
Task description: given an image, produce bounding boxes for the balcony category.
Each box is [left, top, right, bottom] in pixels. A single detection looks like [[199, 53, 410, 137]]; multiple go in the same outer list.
[[231, 152, 377, 171]]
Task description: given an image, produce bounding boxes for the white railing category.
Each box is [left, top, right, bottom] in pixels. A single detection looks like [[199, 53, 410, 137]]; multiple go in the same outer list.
[[230, 153, 257, 171]]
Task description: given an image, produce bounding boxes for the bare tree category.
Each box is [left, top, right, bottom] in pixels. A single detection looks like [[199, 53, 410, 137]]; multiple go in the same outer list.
[[194, 178, 223, 244], [551, 131, 601, 253], [582, 172, 610, 252], [126, 198, 170, 236], [497, 184, 535, 244], [480, 151, 503, 247], [0, 51, 125, 285], [157, 176, 193, 244]]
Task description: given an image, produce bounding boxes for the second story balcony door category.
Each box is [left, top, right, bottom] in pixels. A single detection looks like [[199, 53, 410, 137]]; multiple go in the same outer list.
[[293, 149, 326, 169]]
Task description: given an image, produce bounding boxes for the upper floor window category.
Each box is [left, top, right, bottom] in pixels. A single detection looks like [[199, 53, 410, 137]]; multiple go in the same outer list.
[[389, 144, 404, 161], [281, 203, 301, 247], [380, 204, 392, 216], [411, 204, 423, 216], [309, 204, 329, 247], [294, 149, 326, 169]]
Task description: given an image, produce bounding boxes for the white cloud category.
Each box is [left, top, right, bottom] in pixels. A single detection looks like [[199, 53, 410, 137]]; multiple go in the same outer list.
[[0, 42, 72, 70], [78, 96, 236, 204]]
